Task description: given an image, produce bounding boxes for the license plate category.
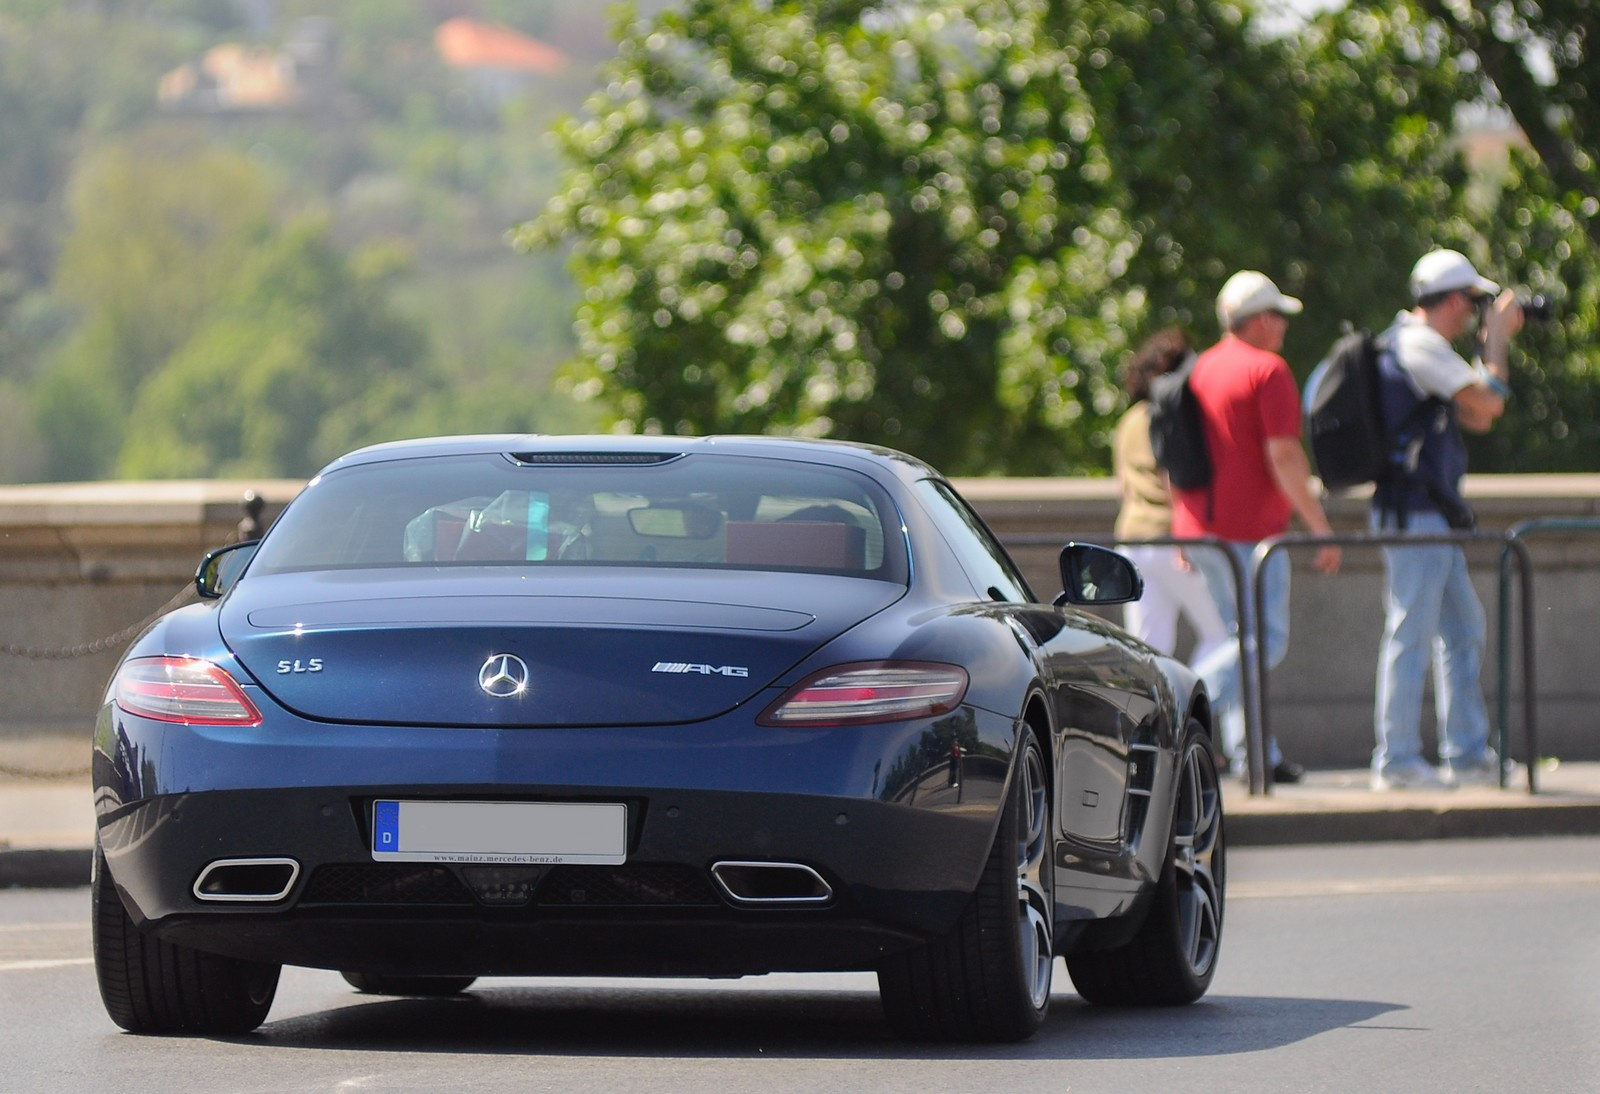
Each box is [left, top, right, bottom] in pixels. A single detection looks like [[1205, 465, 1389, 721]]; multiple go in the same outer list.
[[371, 800, 627, 865]]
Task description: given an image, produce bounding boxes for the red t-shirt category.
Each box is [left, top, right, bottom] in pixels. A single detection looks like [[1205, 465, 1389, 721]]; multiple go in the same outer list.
[[1171, 334, 1301, 542]]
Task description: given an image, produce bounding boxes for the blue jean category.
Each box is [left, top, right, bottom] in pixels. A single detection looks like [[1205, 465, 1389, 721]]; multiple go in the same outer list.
[[1372, 509, 1492, 773], [1187, 542, 1291, 768]]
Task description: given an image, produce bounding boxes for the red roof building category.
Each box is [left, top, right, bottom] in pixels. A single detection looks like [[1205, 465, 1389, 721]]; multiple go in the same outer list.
[[434, 17, 568, 75]]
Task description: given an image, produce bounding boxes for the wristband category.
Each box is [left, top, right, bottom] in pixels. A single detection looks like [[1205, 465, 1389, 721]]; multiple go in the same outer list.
[[1482, 372, 1511, 398]]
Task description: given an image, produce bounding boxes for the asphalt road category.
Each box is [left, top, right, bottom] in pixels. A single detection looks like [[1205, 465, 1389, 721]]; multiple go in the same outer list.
[[4, 837, 1598, 1093]]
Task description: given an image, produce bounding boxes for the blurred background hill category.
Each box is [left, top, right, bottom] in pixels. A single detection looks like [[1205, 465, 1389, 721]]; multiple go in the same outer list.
[[0, 0, 647, 482], [2, 1, 1596, 482]]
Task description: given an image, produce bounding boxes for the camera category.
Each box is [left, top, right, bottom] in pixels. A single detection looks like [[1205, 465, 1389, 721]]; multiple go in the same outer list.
[[1516, 292, 1554, 322]]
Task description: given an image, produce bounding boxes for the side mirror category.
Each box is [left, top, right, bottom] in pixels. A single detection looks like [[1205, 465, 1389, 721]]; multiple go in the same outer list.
[[1056, 543, 1142, 606], [196, 541, 260, 600]]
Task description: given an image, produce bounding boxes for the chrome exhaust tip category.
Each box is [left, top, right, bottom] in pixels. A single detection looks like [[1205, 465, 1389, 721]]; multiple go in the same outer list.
[[710, 861, 833, 906], [193, 858, 300, 903]]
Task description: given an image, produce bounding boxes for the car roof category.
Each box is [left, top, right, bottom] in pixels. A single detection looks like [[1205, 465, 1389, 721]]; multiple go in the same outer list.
[[316, 434, 944, 485]]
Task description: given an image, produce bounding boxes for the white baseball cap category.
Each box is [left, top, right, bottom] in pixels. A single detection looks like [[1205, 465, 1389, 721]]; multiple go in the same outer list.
[[1216, 270, 1304, 330], [1409, 248, 1499, 300]]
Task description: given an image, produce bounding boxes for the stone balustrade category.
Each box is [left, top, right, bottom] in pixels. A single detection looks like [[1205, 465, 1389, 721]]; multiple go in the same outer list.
[[5, 475, 1599, 769]]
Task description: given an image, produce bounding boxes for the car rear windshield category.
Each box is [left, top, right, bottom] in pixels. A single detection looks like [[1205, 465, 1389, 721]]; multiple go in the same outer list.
[[249, 451, 907, 581]]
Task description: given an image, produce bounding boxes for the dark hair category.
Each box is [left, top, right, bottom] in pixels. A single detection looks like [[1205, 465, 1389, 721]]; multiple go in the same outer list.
[[1121, 326, 1191, 402]]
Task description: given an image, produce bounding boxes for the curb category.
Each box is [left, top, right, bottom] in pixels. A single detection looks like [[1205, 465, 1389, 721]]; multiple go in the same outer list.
[[0, 849, 91, 889], [1226, 802, 1600, 846]]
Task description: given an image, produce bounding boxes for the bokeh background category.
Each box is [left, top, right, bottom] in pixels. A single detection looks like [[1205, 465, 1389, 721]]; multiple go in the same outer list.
[[2, 0, 1595, 483]]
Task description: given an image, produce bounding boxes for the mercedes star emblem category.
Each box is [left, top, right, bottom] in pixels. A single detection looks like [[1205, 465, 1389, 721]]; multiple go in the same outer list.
[[478, 653, 530, 698]]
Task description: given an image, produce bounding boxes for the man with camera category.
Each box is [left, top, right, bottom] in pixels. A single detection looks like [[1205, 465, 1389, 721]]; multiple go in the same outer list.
[[1370, 248, 1525, 790]]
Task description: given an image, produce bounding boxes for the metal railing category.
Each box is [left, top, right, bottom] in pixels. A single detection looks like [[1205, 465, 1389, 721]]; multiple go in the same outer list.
[[1250, 531, 1535, 796], [1492, 518, 1600, 792], [1001, 528, 1539, 797]]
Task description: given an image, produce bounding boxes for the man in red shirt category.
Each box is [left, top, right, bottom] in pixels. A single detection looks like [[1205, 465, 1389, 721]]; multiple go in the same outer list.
[[1172, 271, 1340, 783]]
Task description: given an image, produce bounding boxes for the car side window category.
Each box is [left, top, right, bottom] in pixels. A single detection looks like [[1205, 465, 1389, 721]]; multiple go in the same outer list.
[[914, 479, 1034, 603]]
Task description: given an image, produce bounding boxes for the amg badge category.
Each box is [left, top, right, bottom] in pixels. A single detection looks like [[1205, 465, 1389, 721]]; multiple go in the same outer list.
[[652, 662, 749, 677]]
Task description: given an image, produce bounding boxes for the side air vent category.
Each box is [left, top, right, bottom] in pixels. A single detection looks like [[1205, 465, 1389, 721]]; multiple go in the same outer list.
[[507, 452, 683, 466]]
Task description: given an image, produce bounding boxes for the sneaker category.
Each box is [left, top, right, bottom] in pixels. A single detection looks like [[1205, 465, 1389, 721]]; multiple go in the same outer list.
[[1441, 757, 1523, 789], [1370, 760, 1450, 791]]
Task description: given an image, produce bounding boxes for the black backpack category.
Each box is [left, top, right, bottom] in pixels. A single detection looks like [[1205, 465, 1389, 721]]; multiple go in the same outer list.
[[1305, 329, 1387, 491], [1306, 327, 1445, 493], [1147, 353, 1212, 490]]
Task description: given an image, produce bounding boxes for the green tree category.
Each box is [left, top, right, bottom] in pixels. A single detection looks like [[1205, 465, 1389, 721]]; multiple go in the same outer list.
[[1405, 0, 1600, 249], [117, 218, 430, 478], [32, 144, 275, 479], [523, 0, 1141, 475], [521, 1, 1492, 473], [1380, 0, 1600, 470], [1080, 3, 1479, 362], [1462, 148, 1600, 472], [525, 0, 1600, 475]]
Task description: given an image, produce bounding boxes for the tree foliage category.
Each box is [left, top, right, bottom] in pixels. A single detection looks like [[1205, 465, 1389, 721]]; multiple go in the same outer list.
[[118, 218, 429, 478], [524, 0, 1143, 474], [1406, 0, 1600, 249], [7, 2, 1599, 481], [1386, 0, 1600, 471], [527, 0, 1600, 475], [1080, 2, 1479, 363], [1, 2, 599, 483], [32, 145, 275, 479]]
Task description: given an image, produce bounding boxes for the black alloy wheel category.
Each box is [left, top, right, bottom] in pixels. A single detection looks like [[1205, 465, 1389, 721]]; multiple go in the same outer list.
[[1065, 717, 1225, 1005], [877, 725, 1054, 1041]]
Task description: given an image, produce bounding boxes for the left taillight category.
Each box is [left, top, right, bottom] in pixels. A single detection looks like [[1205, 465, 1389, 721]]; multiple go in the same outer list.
[[114, 657, 263, 726], [758, 661, 969, 727]]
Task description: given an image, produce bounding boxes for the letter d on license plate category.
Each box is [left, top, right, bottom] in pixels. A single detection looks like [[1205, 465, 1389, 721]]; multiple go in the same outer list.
[[371, 800, 627, 865]]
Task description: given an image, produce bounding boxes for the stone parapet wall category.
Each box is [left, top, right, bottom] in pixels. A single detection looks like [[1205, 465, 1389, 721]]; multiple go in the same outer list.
[[0, 481, 301, 751], [4, 475, 1598, 768]]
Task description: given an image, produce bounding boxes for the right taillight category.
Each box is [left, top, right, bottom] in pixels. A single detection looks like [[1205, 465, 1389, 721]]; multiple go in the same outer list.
[[758, 662, 969, 727], [114, 657, 263, 726]]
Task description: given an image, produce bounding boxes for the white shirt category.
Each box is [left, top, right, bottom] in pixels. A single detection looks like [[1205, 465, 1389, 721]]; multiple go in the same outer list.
[[1386, 310, 1479, 400]]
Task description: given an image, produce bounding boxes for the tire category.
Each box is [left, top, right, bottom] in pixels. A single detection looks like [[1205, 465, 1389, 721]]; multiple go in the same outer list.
[[1065, 718, 1225, 1005], [92, 842, 280, 1034], [341, 971, 477, 996], [877, 726, 1053, 1042]]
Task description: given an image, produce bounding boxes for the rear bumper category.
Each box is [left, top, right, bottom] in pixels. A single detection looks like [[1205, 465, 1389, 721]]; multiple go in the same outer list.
[[94, 701, 1015, 975], [130, 894, 942, 978]]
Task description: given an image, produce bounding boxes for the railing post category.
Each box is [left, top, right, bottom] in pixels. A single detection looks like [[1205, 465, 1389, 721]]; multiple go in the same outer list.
[[1496, 518, 1600, 792], [238, 490, 266, 542], [1498, 537, 1517, 790]]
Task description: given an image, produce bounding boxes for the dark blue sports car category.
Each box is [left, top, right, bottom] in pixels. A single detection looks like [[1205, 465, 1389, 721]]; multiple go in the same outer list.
[[92, 434, 1223, 1042]]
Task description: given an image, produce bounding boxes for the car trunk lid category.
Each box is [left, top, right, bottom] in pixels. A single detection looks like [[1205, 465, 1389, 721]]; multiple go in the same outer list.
[[219, 569, 903, 727]]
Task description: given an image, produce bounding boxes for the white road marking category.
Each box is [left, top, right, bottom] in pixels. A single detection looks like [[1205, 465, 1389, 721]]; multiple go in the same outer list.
[[1231, 871, 1600, 900], [0, 923, 86, 932], [0, 958, 92, 972]]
